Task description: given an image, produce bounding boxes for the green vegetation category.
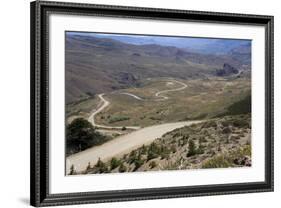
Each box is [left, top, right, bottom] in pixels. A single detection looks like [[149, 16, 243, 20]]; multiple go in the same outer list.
[[95, 158, 109, 173], [108, 115, 130, 124], [91, 77, 251, 128], [110, 157, 121, 170], [202, 145, 251, 169], [66, 118, 108, 155], [146, 142, 171, 161], [202, 155, 232, 168], [187, 139, 205, 157], [83, 114, 251, 174], [219, 94, 251, 117], [187, 140, 197, 157], [221, 115, 250, 128], [133, 154, 144, 171]]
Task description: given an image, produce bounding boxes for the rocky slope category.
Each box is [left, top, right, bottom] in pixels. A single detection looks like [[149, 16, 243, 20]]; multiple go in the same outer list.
[[76, 114, 251, 175]]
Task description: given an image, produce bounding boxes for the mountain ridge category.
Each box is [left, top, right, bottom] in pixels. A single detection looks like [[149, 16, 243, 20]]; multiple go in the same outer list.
[[65, 34, 251, 103]]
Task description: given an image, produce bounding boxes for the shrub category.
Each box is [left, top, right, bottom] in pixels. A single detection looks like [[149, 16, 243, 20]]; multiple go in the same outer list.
[[222, 127, 231, 134], [128, 150, 138, 164], [133, 155, 144, 171], [196, 142, 205, 154], [140, 145, 147, 155], [66, 118, 107, 155], [202, 120, 217, 128], [69, 164, 76, 175], [95, 158, 108, 173], [119, 163, 127, 173], [202, 145, 251, 169], [147, 151, 158, 161], [86, 162, 91, 171], [199, 137, 208, 143], [108, 116, 130, 123], [187, 140, 197, 157], [149, 161, 157, 169], [147, 143, 160, 161], [202, 155, 232, 168], [110, 157, 121, 170]]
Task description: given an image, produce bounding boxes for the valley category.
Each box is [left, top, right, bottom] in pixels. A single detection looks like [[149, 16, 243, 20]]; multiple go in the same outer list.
[[65, 32, 252, 175]]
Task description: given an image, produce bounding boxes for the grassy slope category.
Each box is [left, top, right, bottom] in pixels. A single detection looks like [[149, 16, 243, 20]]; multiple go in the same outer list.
[[94, 77, 251, 127]]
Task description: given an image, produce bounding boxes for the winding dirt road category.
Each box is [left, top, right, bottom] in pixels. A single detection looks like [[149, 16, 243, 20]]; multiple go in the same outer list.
[[155, 79, 187, 101], [66, 79, 198, 174], [120, 92, 143, 100], [66, 120, 203, 174], [88, 94, 140, 130], [88, 79, 188, 129]]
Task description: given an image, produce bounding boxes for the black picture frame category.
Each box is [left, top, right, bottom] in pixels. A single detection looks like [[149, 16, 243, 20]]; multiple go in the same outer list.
[[30, 0, 274, 207]]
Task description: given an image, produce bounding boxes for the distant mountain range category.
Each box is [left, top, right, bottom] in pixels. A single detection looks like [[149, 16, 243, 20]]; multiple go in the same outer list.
[[67, 32, 251, 55], [65, 33, 251, 103]]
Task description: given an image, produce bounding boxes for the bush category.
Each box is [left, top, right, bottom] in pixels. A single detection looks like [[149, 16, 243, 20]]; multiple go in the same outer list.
[[140, 145, 147, 155], [147, 142, 160, 161], [197, 142, 205, 154], [187, 140, 197, 157], [202, 155, 232, 168], [199, 137, 208, 143], [133, 155, 144, 171], [66, 118, 107, 155], [202, 145, 251, 169], [108, 116, 130, 123], [149, 161, 157, 169], [86, 162, 91, 171], [95, 158, 108, 173], [69, 164, 76, 175], [128, 150, 138, 164], [110, 157, 121, 170]]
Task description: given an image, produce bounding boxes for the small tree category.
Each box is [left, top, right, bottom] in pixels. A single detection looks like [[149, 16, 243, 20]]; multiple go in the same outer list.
[[147, 142, 160, 161], [69, 164, 76, 175], [197, 142, 205, 154], [110, 157, 121, 170], [133, 154, 144, 171], [66, 118, 105, 155], [95, 158, 108, 173], [86, 162, 91, 171], [187, 140, 197, 157]]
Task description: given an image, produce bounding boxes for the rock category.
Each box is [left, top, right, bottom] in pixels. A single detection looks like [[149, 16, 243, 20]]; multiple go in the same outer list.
[[215, 63, 239, 76], [233, 156, 251, 166], [117, 72, 139, 85]]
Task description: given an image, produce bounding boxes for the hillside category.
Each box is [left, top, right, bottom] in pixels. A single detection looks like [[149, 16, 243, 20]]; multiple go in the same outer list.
[[65, 34, 250, 103], [79, 114, 251, 174]]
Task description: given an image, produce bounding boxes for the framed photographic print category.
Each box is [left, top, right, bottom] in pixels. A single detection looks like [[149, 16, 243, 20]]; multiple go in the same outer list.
[[30, 0, 274, 207]]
